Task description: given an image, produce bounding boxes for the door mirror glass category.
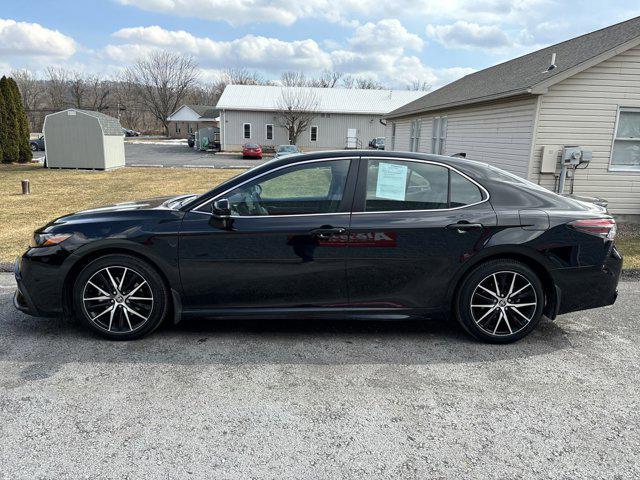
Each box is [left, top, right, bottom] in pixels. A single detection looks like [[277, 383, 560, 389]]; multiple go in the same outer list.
[[212, 198, 231, 217]]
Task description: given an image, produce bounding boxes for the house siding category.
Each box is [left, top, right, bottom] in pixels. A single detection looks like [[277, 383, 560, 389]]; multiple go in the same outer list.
[[387, 97, 538, 178], [221, 110, 387, 151], [532, 44, 640, 215]]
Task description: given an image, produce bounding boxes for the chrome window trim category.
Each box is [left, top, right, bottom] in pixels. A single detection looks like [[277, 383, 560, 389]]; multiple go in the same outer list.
[[357, 156, 490, 214], [190, 155, 490, 218], [192, 157, 358, 217]]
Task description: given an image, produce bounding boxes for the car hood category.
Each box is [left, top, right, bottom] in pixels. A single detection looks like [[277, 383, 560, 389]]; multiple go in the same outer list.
[[50, 194, 197, 225]]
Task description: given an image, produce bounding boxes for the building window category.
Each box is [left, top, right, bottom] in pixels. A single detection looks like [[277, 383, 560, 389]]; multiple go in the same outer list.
[[175, 122, 181, 133], [310, 126, 318, 142], [187, 123, 193, 134], [390, 122, 396, 150], [409, 119, 422, 152], [243, 123, 251, 139], [431, 116, 447, 155], [611, 107, 640, 171], [266, 124, 274, 141]]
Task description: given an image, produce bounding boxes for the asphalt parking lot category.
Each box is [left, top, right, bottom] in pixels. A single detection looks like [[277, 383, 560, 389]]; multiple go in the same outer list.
[[33, 141, 271, 169], [124, 140, 271, 169], [0, 273, 638, 479]]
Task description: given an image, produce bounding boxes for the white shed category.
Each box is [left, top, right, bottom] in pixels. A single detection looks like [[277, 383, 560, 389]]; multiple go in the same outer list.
[[43, 109, 125, 170]]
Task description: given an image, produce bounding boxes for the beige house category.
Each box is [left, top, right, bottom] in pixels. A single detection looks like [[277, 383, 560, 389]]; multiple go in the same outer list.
[[386, 17, 640, 219], [166, 105, 219, 139]]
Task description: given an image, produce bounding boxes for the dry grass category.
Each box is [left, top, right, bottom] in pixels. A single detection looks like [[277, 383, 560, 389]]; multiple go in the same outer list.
[[0, 163, 239, 262], [1, 163, 639, 269], [617, 236, 640, 269]]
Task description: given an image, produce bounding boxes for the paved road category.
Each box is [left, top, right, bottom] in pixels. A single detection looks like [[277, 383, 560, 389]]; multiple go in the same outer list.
[[124, 141, 271, 169], [0, 273, 638, 479]]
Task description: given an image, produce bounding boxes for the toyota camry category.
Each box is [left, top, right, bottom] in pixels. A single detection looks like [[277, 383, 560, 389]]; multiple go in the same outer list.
[[14, 151, 622, 343]]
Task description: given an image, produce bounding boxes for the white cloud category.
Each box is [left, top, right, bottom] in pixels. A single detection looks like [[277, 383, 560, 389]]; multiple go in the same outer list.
[[115, 0, 551, 27], [426, 21, 511, 50], [348, 19, 424, 54], [105, 21, 471, 89], [0, 18, 77, 59], [108, 26, 331, 70]]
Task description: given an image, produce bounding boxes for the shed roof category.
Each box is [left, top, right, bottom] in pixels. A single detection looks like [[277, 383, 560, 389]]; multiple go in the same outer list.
[[216, 85, 426, 115], [388, 16, 640, 118], [75, 109, 123, 136]]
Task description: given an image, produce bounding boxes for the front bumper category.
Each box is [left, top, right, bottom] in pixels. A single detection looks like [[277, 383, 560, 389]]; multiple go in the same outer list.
[[13, 252, 66, 318]]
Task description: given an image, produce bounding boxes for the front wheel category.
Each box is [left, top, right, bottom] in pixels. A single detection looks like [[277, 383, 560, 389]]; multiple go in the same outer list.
[[455, 260, 545, 343], [73, 254, 170, 340]]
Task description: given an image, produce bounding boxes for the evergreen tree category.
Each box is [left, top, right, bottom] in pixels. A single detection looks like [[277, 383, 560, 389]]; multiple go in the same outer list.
[[8, 77, 32, 163], [0, 88, 4, 163], [0, 76, 19, 163]]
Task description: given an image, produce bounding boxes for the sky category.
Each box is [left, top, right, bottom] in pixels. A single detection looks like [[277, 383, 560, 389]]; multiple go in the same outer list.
[[1, 0, 639, 90]]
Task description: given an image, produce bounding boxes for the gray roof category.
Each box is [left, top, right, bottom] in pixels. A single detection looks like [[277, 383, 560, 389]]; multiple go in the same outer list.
[[185, 105, 219, 118], [388, 16, 640, 118], [76, 109, 123, 136]]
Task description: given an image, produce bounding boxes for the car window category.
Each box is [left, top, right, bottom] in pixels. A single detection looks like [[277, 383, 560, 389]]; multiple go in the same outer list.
[[364, 159, 485, 211], [450, 170, 483, 207], [365, 160, 448, 211], [227, 160, 351, 216]]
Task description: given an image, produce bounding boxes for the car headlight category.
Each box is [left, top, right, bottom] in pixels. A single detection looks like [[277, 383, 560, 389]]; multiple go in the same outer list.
[[31, 233, 72, 248]]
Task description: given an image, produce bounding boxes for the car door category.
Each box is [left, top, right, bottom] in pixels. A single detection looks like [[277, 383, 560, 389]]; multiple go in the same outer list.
[[179, 157, 357, 311], [346, 156, 497, 311]]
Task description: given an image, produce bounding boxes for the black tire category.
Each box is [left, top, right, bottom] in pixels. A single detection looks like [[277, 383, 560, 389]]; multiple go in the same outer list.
[[455, 259, 545, 343], [73, 254, 170, 340]]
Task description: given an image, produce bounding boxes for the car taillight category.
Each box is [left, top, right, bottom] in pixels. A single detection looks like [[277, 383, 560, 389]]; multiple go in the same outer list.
[[568, 218, 616, 239]]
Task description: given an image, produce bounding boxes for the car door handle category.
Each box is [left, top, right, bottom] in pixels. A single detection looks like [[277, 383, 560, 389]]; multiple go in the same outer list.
[[446, 222, 483, 231], [310, 227, 347, 239]]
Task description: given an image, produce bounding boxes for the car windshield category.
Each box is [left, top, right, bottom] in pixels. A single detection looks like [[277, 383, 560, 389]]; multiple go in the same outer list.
[[278, 146, 298, 152]]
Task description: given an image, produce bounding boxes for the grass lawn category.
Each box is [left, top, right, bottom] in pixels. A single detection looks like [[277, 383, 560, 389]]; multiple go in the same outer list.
[[0, 163, 239, 262], [1, 163, 639, 269]]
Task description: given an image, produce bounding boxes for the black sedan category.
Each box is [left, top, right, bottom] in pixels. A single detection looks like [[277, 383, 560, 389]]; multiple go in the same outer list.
[[14, 151, 622, 342]]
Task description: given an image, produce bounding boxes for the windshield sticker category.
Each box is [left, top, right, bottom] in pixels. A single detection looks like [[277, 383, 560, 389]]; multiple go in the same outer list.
[[376, 163, 408, 201]]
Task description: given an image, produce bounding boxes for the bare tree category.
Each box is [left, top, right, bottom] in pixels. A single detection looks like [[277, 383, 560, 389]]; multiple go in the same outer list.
[[45, 67, 70, 110], [341, 75, 386, 90], [124, 50, 200, 135], [221, 67, 265, 86], [407, 80, 431, 92], [69, 71, 87, 109], [276, 87, 318, 145], [310, 70, 344, 88], [12, 69, 45, 131], [280, 71, 308, 87]]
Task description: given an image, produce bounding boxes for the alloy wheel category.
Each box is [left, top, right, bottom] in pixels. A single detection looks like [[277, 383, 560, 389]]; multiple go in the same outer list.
[[469, 270, 538, 337], [82, 266, 154, 333]]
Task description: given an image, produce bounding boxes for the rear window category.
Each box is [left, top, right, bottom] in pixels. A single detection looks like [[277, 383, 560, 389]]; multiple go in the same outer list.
[[245, 143, 260, 148]]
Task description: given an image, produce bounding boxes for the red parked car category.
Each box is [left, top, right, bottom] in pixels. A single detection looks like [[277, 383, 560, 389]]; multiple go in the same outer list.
[[242, 143, 263, 159]]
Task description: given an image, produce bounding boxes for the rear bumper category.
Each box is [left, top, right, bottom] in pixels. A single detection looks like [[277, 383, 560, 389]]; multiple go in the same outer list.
[[552, 246, 622, 315]]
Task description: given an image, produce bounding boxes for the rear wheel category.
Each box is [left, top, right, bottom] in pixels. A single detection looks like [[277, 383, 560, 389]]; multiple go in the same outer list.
[[73, 254, 169, 340], [455, 260, 544, 343]]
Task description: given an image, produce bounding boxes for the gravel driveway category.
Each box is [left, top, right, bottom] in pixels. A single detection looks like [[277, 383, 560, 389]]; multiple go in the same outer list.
[[0, 273, 638, 479]]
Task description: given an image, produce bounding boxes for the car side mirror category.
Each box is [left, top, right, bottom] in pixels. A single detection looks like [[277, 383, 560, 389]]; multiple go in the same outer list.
[[212, 198, 231, 217]]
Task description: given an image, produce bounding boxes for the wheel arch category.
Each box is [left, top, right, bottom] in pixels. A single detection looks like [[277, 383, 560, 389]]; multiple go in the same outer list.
[[447, 249, 559, 320], [62, 247, 175, 316]]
